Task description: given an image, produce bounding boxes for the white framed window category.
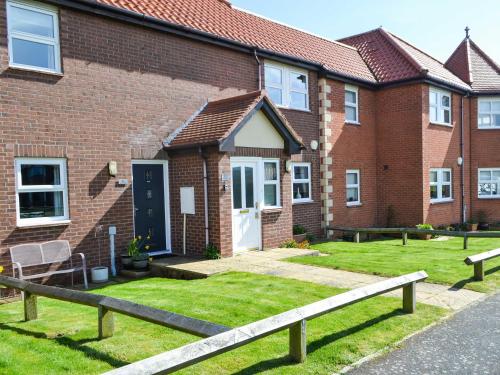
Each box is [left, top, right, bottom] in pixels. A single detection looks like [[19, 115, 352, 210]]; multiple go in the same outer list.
[[15, 158, 69, 226], [345, 85, 359, 124], [262, 160, 280, 208], [478, 168, 500, 198], [292, 163, 311, 203], [478, 98, 500, 129], [6, 0, 61, 73], [264, 61, 309, 111], [430, 168, 452, 203], [346, 169, 361, 206], [429, 87, 451, 125]]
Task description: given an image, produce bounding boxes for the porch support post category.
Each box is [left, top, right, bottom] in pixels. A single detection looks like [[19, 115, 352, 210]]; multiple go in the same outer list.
[[289, 319, 307, 363], [23, 291, 38, 321]]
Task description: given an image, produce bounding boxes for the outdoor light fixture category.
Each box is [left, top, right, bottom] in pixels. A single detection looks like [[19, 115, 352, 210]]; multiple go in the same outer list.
[[108, 161, 118, 177], [457, 156, 464, 166], [286, 160, 293, 173], [310, 140, 319, 150]]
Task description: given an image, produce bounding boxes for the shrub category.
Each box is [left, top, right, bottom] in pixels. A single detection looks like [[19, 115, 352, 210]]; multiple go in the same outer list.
[[416, 223, 433, 230], [293, 225, 307, 235], [203, 243, 221, 260], [280, 239, 298, 248], [297, 240, 311, 249]]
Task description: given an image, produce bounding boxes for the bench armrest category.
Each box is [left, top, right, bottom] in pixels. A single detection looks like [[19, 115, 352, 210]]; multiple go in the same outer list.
[[12, 261, 24, 280], [72, 252, 87, 267]]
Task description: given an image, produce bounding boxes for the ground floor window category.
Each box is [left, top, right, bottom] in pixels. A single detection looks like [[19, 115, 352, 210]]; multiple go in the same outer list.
[[15, 158, 69, 225], [478, 168, 500, 198], [430, 168, 452, 203], [346, 169, 361, 205], [292, 162, 311, 203], [263, 160, 280, 208]]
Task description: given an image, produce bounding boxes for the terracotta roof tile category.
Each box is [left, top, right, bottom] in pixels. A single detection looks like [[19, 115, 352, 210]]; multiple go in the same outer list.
[[339, 28, 470, 90], [165, 91, 302, 149], [446, 39, 500, 93], [95, 0, 376, 82]]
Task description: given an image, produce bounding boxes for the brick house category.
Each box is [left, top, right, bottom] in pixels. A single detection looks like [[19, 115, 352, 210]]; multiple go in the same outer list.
[[0, 0, 499, 281]]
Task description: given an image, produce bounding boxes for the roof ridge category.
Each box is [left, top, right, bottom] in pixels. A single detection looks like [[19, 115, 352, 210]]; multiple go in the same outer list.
[[469, 39, 500, 73], [443, 38, 473, 84], [466, 39, 473, 84], [232, 5, 359, 52], [386, 31, 449, 66], [337, 26, 385, 42], [379, 29, 427, 75]]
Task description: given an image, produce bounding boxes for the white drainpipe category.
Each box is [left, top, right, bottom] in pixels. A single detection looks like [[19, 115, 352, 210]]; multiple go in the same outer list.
[[203, 157, 209, 246]]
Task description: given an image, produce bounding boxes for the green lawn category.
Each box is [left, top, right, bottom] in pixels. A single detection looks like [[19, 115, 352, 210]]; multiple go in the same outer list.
[[0, 273, 445, 374], [289, 237, 500, 293]]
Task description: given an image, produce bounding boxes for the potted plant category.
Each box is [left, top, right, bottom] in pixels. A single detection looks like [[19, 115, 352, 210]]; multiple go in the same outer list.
[[466, 219, 478, 232], [126, 235, 151, 270], [293, 225, 307, 243], [416, 224, 433, 240]]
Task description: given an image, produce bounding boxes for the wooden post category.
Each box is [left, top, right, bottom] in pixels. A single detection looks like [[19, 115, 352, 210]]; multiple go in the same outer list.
[[402, 232, 408, 246], [98, 305, 115, 339], [463, 234, 468, 250], [23, 291, 38, 321], [402, 282, 416, 313], [289, 319, 306, 363], [354, 232, 360, 243], [473, 261, 484, 281]]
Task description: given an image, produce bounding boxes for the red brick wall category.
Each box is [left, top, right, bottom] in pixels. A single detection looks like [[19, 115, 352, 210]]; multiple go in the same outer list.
[[375, 84, 424, 226], [327, 80, 379, 227], [469, 97, 500, 223], [422, 86, 465, 226], [0, 3, 259, 277]]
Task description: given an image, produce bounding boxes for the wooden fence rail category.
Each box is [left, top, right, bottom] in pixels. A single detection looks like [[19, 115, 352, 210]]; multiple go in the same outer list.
[[0, 275, 230, 339], [104, 271, 428, 375], [329, 226, 500, 250]]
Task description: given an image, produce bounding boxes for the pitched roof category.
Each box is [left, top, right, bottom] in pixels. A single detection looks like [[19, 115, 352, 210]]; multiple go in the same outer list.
[[94, 0, 376, 82], [164, 91, 303, 152], [445, 38, 500, 93], [338, 28, 470, 90]]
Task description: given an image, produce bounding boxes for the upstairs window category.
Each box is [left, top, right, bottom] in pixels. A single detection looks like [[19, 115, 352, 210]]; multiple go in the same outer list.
[[478, 168, 500, 198], [429, 88, 451, 125], [15, 158, 69, 226], [346, 169, 361, 205], [430, 168, 452, 203], [7, 0, 61, 73], [345, 85, 359, 123], [478, 99, 500, 129], [292, 163, 311, 203], [264, 62, 309, 111]]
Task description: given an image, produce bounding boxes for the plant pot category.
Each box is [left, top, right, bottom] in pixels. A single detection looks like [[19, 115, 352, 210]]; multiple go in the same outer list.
[[467, 223, 478, 232], [478, 223, 489, 231], [293, 234, 307, 243], [418, 233, 432, 240], [121, 255, 133, 269], [133, 259, 149, 270], [91, 266, 109, 283]]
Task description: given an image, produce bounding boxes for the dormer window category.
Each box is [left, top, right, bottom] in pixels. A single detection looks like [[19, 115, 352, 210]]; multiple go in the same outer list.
[[264, 62, 309, 111]]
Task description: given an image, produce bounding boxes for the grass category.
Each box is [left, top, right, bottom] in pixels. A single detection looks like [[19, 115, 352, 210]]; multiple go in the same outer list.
[[0, 273, 446, 374], [289, 237, 500, 293]]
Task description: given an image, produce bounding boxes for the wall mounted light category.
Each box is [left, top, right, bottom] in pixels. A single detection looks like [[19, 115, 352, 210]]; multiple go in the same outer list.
[[285, 160, 293, 173], [310, 140, 319, 151], [457, 156, 464, 166], [108, 161, 118, 177]]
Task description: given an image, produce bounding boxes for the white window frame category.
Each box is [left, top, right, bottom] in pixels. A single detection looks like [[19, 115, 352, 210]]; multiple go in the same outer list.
[[264, 61, 309, 111], [262, 159, 281, 209], [478, 168, 500, 199], [6, 0, 61, 74], [429, 87, 452, 126], [345, 85, 359, 124], [346, 169, 361, 206], [430, 168, 453, 203], [291, 162, 312, 203], [478, 98, 500, 129], [15, 158, 69, 226]]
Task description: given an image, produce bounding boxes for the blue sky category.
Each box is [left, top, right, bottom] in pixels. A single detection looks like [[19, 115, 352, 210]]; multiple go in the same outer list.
[[231, 0, 500, 64]]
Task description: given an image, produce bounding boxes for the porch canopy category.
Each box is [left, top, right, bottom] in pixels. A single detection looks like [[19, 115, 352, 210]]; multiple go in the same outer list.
[[163, 91, 304, 153]]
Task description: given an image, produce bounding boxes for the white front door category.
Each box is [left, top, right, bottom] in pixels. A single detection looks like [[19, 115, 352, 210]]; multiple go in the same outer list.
[[231, 159, 261, 252]]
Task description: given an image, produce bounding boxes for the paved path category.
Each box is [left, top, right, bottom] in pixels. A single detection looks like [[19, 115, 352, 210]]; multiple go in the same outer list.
[[345, 292, 500, 375], [152, 249, 484, 310]]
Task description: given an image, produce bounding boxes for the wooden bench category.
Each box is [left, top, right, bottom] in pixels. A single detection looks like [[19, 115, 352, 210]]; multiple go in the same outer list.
[[10, 240, 88, 289], [464, 248, 500, 281]]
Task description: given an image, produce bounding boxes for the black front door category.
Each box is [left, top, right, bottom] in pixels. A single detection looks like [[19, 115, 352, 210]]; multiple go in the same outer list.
[[132, 163, 167, 253]]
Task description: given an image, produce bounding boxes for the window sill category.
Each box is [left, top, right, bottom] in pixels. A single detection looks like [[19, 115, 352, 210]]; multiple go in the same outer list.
[[477, 127, 500, 130], [345, 121, 361, 126], [430, 199, 454, 205], [262, 207, 283, 213], [293, 200, 314, 205], [429, 122, 453, 128], [16, 220, 71, 229], [8, 65, 63, 77], [478, 196, 500, 200], [346, 202, 362, 208], [276, 105, 311, 113]]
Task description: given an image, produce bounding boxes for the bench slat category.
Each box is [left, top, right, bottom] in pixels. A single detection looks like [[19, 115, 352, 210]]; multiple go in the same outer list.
[[464, 248, 500, 265], [20, 267, 84, 280]]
